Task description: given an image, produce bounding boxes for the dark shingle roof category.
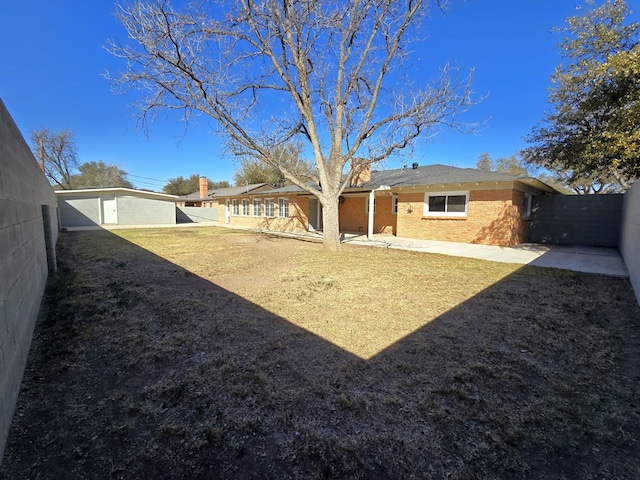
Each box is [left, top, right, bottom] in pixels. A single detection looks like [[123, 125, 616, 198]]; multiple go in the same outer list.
[[194, 164, 555, 198], [360, 164, 523, 189], [254, 184, 308, 195], [207, 183, 269, 198], [176, 183, 270, 201], [176, 191, 204, 201]]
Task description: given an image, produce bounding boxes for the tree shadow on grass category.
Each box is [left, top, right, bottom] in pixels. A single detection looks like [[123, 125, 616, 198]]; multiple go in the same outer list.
[[1, 229, 639, 480]]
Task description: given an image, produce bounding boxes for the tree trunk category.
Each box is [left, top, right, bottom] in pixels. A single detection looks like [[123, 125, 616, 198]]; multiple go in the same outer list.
[[321, 196, 341, 251]]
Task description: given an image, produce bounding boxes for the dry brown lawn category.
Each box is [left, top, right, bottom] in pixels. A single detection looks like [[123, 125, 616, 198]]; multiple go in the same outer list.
[[1, 226, 639, 479]]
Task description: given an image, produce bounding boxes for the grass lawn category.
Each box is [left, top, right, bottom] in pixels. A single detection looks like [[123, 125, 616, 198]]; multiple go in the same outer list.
[[1, 227, 639, 479]]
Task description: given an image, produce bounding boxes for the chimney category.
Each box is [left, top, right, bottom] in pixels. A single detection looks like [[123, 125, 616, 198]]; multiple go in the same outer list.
[[351, 161, 371, 187], [412, 162, 419, 170], [199, 176, 208, 198]]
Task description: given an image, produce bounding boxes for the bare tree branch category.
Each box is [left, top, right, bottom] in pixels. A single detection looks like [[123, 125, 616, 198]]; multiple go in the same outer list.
[[106, 0, 476, 249], [29, 128, 80, 189]]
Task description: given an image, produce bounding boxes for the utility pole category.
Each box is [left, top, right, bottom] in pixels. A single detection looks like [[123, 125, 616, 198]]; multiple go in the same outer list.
[[39, 137, 45, 172]]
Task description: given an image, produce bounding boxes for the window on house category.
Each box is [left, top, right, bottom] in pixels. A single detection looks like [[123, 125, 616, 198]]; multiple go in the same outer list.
[[423, 192, 468, 217], [523, 193, 532, 218], [252, 198, 261, 216], [392, 195, 398, 215], [242, 199, 250, 216], [265, 198, 275, 217], [232, 199, 239, 216], [278, 198, 289, 218]]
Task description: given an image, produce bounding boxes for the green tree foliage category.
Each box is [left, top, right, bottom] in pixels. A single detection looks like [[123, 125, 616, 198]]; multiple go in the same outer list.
[[30, 128, 79, 189], [107, 0, 475, 250], [69, 161, 133, 189], [476, 153, 573, 194], [210, 180, 231, 190], [233, 143, 315, 186], [475, 152, 493, 172], [523, 0, 639, 193], [476, 153, 531, 176], [163, 174, 230, 195]]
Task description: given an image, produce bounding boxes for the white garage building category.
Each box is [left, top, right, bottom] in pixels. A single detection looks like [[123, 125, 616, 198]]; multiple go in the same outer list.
[[56, 188, 178, 228]]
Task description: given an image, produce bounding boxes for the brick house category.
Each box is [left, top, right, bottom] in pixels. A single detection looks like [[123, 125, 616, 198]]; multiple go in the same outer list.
[[209, 164, 557, 246]]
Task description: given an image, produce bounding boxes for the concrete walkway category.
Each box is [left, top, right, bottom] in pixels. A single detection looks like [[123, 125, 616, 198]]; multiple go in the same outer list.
[[219, 225, 628, 277], [71, 222, 629, 278], [342, 234, 629, 278]]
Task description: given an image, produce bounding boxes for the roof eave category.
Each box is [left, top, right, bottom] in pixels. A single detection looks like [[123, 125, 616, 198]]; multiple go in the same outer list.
[[55, 187, 177, 199], [517, 177, 560, 194]]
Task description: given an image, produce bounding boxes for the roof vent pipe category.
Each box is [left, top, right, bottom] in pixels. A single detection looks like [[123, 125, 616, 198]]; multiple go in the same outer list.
[[412, 162, 419, 169]]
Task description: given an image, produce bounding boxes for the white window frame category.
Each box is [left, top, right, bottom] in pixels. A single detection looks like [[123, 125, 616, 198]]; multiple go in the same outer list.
[[523, 193, 532, 218], [242, 198, 250, 216], [264, 198, 275, 217], [278, 197, 289, 218], [252, 198, 261, 216], [423, 191, 469, 217], [232, 199, 239, 216]]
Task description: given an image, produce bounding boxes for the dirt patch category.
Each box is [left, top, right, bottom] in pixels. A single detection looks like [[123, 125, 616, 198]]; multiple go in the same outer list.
[[1, 227, 639, 479]]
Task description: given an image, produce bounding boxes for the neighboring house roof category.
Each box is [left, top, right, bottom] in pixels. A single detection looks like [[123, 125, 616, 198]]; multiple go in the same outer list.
[[254, 184, 308, 195], [55, 188, 178, 200], [176, 183, 270, 202], [206, 183, 270, 199], [176, 191, 204, 201]]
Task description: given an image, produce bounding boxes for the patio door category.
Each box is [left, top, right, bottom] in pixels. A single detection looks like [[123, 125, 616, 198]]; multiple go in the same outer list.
[[102, 196, 118, 224], [308, 198, 323, 231]]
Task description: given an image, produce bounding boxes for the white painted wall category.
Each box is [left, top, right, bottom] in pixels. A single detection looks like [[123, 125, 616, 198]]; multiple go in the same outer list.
[[57, 190, 177, 227], [621, 181, 640, 305]]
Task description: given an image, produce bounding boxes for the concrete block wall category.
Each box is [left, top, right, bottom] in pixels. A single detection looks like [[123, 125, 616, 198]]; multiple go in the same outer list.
[[58, 195, 100, 227], [620, 181, 640, 304], [529, 194, 623, 247], [0, 99, 58, 464], [117, 195, 176, 225], [176, 206, 219, 223]]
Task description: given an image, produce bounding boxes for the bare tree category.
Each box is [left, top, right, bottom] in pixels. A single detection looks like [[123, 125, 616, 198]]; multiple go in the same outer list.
[[107, 0, 475, 250], [30, 128, 79, 189]]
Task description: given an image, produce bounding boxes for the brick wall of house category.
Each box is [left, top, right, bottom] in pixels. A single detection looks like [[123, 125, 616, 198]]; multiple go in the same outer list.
[[221, 195, 309, 233], [396, 189, 526, 246], [338, 195, 396, 234], [511, 189, 529, 245], [339, 196, 367, 234], [217, 200, 226, 224], [374, 195, 396, 235]]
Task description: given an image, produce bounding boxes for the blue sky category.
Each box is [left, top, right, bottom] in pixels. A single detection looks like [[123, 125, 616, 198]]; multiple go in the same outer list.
[[0, 1, 609, 190]]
